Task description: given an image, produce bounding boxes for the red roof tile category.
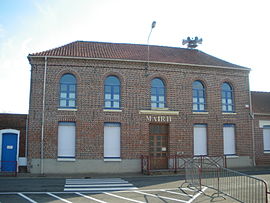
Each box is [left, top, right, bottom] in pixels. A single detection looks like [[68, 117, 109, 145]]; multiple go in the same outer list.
[[29, 41, 248, 69], [251, 91, 270, 114]]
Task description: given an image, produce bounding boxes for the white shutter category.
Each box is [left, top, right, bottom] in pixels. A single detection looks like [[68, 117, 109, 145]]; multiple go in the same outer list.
[[223, 125, 236, 155], [58, 122, 75, 158], [193, 124, 207, 156], [104, 123, 120, 158], [263, 126, 270, 152]]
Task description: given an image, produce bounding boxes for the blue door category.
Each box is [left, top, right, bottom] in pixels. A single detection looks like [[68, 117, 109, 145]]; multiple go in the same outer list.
[[1, 133, 18, 172]]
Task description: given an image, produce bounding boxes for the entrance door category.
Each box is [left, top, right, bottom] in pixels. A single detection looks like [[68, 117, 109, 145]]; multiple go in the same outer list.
[[1, 133, 18, 172], [149, 124, 169, 170]]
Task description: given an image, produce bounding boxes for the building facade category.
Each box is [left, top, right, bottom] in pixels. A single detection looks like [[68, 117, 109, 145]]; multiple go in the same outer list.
[[27, 41, 253, 174], [251, 91, 270, 166]]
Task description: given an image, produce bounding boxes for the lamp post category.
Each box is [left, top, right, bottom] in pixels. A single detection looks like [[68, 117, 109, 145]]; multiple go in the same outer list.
[[146, 21, 156, 74]]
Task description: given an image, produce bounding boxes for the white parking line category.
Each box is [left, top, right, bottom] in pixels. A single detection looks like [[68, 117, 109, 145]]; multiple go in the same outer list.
[[186, 187, 207, 203], [75, 192, 108, 203], [134, 191, 186, 202], [47, 192, 73, 203], [104, 192, 145, 203], [160, 189, 192, 197], [18, 193, 38, 203]]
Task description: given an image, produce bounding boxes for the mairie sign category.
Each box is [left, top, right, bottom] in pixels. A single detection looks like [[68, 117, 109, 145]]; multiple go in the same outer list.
[[146, 115, 172, 122]]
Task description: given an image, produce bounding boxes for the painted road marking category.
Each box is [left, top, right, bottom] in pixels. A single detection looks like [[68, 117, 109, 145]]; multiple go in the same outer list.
[[187, 187, 207, 203], [64, 178, 138, 192], [75, 192, 108, 203], [18, 193, 38, 203], [134, 190, 187, 202], [104, 192, 145, 203], [1, 187, 207, 203], [47, 192, 73, 203]]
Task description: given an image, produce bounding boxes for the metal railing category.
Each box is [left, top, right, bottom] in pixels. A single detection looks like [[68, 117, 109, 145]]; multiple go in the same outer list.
[[185, 160, 270, 203], [141, 154, 227, 174], [0, 161, 17, 176]]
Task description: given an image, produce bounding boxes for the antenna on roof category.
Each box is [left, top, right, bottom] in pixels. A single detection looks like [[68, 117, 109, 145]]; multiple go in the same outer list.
[[182, 36, 202, 49]]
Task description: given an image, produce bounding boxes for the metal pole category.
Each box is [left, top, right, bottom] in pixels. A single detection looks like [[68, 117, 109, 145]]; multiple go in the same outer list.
[[146, 21, 156, 73]]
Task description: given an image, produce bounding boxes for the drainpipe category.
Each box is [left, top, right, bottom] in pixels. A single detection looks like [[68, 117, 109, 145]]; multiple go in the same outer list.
[[248, 86, 256, 167], [41, 56, 48, 175]]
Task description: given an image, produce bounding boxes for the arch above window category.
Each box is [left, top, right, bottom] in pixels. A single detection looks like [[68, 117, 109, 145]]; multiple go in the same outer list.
[[104, 76, 121, 109], [222, 82, 234, 112], [192, 80, 206, 112], [59, 73, 77, 108], [151, 78, 166, 108]]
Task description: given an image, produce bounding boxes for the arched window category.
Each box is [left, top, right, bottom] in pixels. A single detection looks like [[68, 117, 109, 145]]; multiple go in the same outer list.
[[104, 76, 120, 109], [222, 82, 234, 112], [151, 78, 166, 108], [192, 80, 206, 111], [59, 74, 76, 108]]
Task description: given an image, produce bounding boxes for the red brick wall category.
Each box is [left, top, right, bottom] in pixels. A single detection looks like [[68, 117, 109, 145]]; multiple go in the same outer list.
[[0, 113, 27, 157], [27, 57, 253, 162]]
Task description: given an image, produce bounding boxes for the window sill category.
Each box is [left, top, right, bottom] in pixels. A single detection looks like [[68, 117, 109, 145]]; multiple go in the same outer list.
[[151, 107, 169, 111], [57, 158, 76, 162], [58, 108, 77, 111], [222, 112, 237, 115], [139, 109, 179, 115], [104, 158, 122, 162], [263, 151, 270, 154], [225, 155, 238, 158], [103, 109, 122, 112], [192, 111, 209, 115]]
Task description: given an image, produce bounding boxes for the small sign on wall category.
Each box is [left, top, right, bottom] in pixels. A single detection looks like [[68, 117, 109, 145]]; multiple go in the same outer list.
[[7, 145, 13, 150], [146, 115, 172, 122]]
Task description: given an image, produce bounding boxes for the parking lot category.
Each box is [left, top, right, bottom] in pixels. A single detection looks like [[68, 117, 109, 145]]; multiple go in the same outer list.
[[0, 173, 269, 202]]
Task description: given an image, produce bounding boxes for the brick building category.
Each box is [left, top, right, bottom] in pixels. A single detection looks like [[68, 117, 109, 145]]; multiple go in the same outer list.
[[27, 41, 253, 174], [0, 113, 27, 172], [251, 91, 270, 166]]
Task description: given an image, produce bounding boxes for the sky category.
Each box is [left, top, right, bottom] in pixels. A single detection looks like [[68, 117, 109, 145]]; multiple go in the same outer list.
[[0, 0, 270, 114]]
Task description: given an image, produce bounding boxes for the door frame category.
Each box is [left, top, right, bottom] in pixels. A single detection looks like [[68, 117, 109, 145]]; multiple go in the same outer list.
[[0, 129, 20, 172], [149, 123, 169, 170]]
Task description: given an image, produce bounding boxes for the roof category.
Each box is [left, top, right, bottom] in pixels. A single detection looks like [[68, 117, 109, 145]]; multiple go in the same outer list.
[[29, 41, 248, 70], [251, 91, 270, 114]]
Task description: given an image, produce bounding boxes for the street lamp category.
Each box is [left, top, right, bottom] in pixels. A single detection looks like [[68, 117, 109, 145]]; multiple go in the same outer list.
[[146, 21, 156, 75]]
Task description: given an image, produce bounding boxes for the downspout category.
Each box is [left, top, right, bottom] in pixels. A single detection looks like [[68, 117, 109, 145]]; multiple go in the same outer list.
[[249, 87, 256, 166], [41, 56, 48, 175]]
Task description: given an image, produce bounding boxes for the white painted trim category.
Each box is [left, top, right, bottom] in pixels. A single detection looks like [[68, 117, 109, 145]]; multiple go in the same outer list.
[[192, 111, 209, 115], [259, 120, 270, 128], [58, 108, 78, 111], [57, 158, 76, 162], [104, 158, 122, 162], [225, 155, 239, 158], [222, 112, 237, 115], [139, 110, 179, 115], [0, 129, 20, 172], [103, 109, 122, 112]]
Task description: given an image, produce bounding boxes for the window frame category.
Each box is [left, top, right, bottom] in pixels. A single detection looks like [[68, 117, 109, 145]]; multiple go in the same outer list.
[[193, 124, 207, 156], [104, 122, 121, 160], [192, 80, 206, 112], [263, 125, 270, 153], [221, 82, 234, 112], [57, 122, 76, 160], [223, 124, 236, 156], [59, 73, 77, 109], [104, 76, 121, 109], [151, 78, 166, 108]]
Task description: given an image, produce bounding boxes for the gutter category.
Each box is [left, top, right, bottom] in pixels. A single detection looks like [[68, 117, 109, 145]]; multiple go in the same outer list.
[[28, 55, 251, 72]]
